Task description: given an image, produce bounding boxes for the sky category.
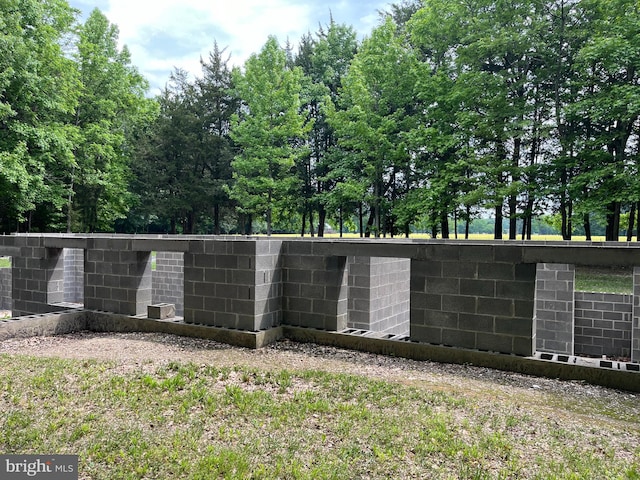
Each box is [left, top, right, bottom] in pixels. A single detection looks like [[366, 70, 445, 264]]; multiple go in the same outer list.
[[68, 0, 392, 95]]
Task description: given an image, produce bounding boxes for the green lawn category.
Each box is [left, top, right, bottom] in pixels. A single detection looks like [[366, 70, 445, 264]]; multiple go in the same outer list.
[[0, 257, 10, 268], [575, 267, 634, 294], [0, 354, 638, 479]]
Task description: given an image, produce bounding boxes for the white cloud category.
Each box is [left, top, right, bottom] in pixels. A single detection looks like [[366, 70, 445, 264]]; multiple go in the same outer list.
[[102, 0, 316, 92], [75, 0, 391, 94]]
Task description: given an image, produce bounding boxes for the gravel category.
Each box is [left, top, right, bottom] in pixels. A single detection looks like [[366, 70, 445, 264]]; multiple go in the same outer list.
[[0, 330, 638, 413]]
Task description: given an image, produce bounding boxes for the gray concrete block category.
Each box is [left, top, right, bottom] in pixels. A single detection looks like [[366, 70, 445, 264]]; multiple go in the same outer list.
[[428, 277, 460, 295], [442, 328, 476, 349], [424, 309, 459, 327], [442, 294, 476, 313], [478, 263, 514, 281], [460, 279, 495, 297], [458, 313, 493, 332], [477, 297, 513, 316], [410, 324, 443, 344]]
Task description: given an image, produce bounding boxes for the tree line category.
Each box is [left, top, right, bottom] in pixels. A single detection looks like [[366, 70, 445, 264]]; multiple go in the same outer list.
[[2, 0, 639, 240]]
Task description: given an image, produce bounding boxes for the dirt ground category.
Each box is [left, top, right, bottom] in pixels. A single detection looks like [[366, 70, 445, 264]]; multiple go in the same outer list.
[[1, 330, 638, 413]]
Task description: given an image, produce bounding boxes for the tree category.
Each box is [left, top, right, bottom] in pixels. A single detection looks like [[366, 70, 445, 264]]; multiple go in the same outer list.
[[294, 20, 359, 236], [328, 17, 417, 237], [196, 44, 239, 234], [0, 0, 80, 233], [230, 36, 310, 235], [132, 44, 238, 234], [70, 8, 154, 232], [569, 0, 640, 241]]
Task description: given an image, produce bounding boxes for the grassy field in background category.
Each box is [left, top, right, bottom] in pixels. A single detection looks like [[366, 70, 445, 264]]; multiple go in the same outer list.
[[0, 354, 638, 479]]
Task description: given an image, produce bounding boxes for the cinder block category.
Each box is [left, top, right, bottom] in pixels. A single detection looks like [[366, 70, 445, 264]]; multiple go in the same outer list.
[[424, 309, 459, 327], [477, 297, 512, 316], [442, 328, 476, 349], [458, 313, 493, 332], [478, 263, 514, 281], [148, 303, 176, 319], [427, 277, 460, 295], [442, 294, 476, 313], [460, 279, 495, 297]]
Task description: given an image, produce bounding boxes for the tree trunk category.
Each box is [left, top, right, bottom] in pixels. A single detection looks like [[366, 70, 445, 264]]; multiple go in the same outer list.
[[67, 166, 75, 233], [213, 204, 220, 235], [494, 204, 503, 240], [583, 213, 591, 241], [318, 207, 326, 237], [359, 204, 364, 238], [266, 208, 272, 236], [465, 205, 471, 239], [454, 210, 458, 240], [560, 169, 571, 240], [300, 209, 307, 237], [627, 203, 636, 242], [339, 206, 343, 238], [441, 212, 449, 239], [508, 194, 517, 240], [605, 201, 620, 241], [637, 201, 640, 242], [365, 209, 375, 238]]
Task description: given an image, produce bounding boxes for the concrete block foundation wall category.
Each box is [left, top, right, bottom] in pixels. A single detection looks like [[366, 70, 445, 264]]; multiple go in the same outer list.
[[0, 235, 638, 364], [152, 251, 184, 316], [410, 245, 537, 356], [64, 248, 84, 304], [575, 291, 632, 358], [633, 267, 640, 363], [281, 241, 347, 331], [0, 262, 11, 310], [348, 257, 410, 336], [535, 264, 575, 355]]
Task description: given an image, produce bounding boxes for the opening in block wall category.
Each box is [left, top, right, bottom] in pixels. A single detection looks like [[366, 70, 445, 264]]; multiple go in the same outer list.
[[346, 256, 410, 337]]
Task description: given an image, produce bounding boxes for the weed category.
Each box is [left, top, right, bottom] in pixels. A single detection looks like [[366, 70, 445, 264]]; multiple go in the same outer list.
[[0, 355, 637, 479]]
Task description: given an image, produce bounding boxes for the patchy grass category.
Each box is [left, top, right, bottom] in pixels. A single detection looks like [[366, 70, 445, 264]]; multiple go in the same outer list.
[[0, 355, 638, 479], [575, 266, 634, 294]]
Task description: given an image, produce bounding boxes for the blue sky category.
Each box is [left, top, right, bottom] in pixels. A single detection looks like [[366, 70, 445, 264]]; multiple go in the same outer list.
[[68, 0, 391, 95]]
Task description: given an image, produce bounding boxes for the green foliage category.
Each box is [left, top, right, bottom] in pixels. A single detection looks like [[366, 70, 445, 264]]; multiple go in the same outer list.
[[70, 9, 155, 232], [2, 0, 639, 238], [0, 0, 79, 232], [328, 17, 417, 237], [230, 36, 310, 235], [131, 44, 237, 234]]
